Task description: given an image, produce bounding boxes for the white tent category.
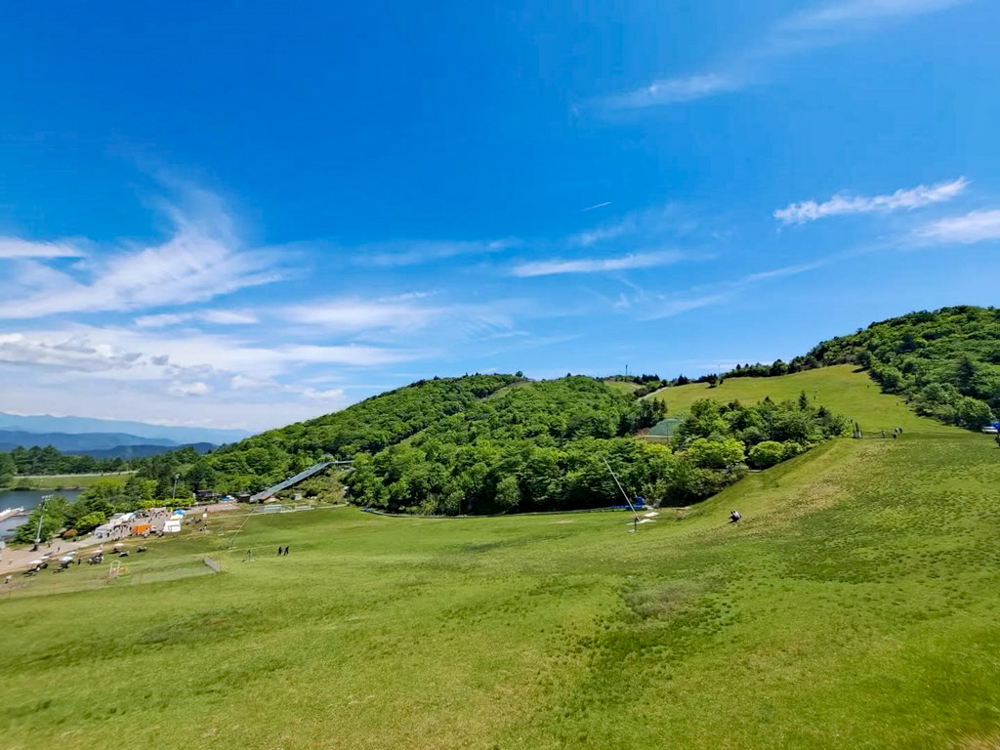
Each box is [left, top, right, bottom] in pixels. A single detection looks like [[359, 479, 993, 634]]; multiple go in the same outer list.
[[163, 518, 182, 533]]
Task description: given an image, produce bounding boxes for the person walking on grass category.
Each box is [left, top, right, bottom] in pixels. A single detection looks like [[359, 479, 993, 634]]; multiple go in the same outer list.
[[277, 546, 282, 556], [284, 546, 290, 556]]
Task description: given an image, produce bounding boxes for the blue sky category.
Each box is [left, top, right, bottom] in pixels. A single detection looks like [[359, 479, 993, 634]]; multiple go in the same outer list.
[[0, 0, 997, 431]]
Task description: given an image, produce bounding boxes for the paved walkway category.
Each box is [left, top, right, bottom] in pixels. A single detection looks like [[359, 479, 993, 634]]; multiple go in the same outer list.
[[1, 533, 102, 573]]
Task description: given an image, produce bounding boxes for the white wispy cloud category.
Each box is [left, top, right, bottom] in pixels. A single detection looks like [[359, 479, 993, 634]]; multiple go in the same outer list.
[[0, 333, 144, 373], [168, 381, 211, 397], [604, 0, 970, 109], [566, 204, 690, 248], [281, 294, 516, 343], [568, 220, 635, 248], [357, 238, 519, 267], [0, 197, 283, 320], [638, 260, 828, 321], [0, 369, 353, 432], [785, 0, 969, 31], [279, 344, 420, 367], [0, 238, 87, 258], [913, 209, 1000, 244], [0, 327, 425, 381], [282, 297, 442, 333], [512, 250, 683, 278], [202, 309, 259, 325], [605, 74, 744, 109], [775, 177, 968, 224], [135, 309, 259, 328], [644, 293, 731, 319]]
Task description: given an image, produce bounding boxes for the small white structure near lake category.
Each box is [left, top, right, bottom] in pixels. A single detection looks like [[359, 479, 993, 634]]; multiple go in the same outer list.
[[94, 512, 136, 539], [163, 518, 182, 533]]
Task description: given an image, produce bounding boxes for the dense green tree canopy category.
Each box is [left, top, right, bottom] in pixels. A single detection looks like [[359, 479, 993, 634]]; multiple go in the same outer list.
[[0, 451, 14, 487], [347, 379, 842, 515], [134, 374, 524, 496], [1, 446, 126, 477]]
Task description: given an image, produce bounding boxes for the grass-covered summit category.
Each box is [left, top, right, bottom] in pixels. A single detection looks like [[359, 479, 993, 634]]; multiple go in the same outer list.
[[721, 305, 1000, 429]]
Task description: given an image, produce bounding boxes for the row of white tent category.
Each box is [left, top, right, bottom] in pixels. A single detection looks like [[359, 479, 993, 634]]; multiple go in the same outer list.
[[94, 512, 136, 539], [94, 508, 187, 538]]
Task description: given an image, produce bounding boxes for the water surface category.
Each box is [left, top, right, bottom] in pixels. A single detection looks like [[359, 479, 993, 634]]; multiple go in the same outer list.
[[0, 489, 82, 539]]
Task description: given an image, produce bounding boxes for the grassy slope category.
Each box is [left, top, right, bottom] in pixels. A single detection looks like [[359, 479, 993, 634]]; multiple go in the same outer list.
[[604, 380, 642, 396], [3, 370, 1000, 749], [6, 472, 136, 490], [649, 364, 954, 436]]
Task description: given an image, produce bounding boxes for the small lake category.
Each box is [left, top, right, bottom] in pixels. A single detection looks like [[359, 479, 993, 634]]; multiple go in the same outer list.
[[0, 489, 82, 540]]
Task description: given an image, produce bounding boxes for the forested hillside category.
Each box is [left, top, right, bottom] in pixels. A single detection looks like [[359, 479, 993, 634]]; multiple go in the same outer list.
[[719, 306, 1000, 429], [348, 377, 844, 514], [0, 445, 128, 478], [136, 374, 520, 495]]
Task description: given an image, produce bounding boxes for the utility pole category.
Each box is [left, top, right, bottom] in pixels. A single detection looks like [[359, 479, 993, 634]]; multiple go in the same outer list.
[[32, 495, 50, 552], [171, 474, 180, 504]]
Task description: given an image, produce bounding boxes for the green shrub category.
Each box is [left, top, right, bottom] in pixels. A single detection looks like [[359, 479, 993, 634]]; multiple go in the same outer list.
[[747, 441, 786, 469]]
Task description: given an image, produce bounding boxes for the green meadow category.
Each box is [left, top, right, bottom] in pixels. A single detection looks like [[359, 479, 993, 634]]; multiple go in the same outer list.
[[3, 368, 1000, 749], [603, 379, 643, 396], [649, 364, 955, 436], [8, 472, 135, 491]]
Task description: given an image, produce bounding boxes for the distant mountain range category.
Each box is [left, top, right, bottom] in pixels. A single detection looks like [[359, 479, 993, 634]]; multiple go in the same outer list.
[[0, 430, 177, 453], [0, 412, 251, 446], [0, 430, 217, 459]]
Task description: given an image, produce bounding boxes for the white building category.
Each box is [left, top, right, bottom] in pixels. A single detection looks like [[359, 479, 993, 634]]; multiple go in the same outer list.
[[94, 512, 137, 539]]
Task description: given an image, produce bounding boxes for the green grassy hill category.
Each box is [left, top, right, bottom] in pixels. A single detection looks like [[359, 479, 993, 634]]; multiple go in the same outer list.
[[4, 373, 1000, 749], [724, 305, 1000, 430], [603, 379, 643, 395], [649, 364, 955, 436]]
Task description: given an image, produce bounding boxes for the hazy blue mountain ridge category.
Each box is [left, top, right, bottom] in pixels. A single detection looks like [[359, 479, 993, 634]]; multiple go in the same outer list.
[[0, 412, 250, 445]]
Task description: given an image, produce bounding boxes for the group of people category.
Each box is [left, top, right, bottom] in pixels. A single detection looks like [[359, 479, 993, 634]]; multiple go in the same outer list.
[[277, 545, 290, 556]]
